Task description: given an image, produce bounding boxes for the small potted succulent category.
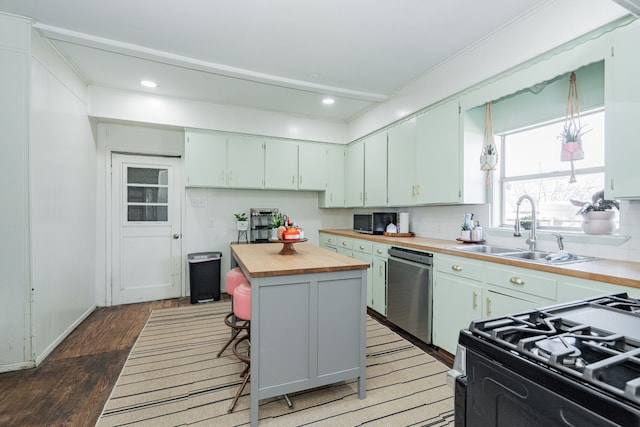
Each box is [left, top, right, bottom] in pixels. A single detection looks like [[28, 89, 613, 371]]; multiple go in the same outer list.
[[234, 212, 249, 231], [480, 143, 498, 171], [460, 222, 472, 240], [270, 212, 286, 240], [519, 214, 536, 230], [558, 120, 589, 160], [570, 190, 619, 235]]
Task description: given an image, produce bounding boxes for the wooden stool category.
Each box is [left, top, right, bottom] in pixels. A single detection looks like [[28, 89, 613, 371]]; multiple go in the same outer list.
[[216, 267, 249, 358]]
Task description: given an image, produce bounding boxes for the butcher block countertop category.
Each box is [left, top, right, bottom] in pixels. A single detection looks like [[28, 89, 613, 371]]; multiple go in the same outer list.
[[320, 229, 640, 289], [231, 241, 369, 278]]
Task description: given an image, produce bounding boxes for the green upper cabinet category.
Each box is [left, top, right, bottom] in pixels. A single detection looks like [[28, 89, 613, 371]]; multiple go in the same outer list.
[[227, 134, 264, 189], [364, 132, 388, 207], [185, 130, 227, 187], [416, 99, 462, 204], [319, 144, 345, 207], [264, 139, 298, 190], [387, 118, 417, 206], [345, 139, 365, 207], [298, 142, 328, 190], [606, 24, 640, 199]]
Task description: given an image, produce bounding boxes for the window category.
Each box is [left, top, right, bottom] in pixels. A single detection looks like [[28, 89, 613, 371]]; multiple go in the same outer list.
[[126, 167, 169, 222], [496, 109, 616, 230]]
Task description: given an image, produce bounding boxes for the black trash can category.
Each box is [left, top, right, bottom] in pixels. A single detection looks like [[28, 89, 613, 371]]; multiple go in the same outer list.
[[187, 252, 222, 304]]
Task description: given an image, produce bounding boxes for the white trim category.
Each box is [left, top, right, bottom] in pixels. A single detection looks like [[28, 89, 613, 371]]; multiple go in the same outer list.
[[34, 305, 96, 366], [105, 149, 185, 305]]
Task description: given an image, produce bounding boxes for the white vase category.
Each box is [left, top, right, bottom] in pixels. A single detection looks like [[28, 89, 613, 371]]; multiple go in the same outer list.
[[460, 230, 471, 240], [581, 210, 615, 235], [269, 228, 278, 240], [236, 221, 249, 231]]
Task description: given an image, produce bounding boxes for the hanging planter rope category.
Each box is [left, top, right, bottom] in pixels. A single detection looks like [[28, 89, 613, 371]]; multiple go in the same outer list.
[[559, 71, 589, 183], [480, 101, 497, 188]]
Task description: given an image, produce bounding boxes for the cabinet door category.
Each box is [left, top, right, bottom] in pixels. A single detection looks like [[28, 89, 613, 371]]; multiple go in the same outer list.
[[185, 130, 227, 187], [387, 118, 417, 206], [319, 145, 345, 207], [298, 142, 327, 190], [371, 257, 387, 315], [483, 290, 538, 318], [264, 140, 298, 189], [416, 100, 461, 204], [607, 25, 640, 199], [345, 140, 365, 207], [227, 135, 264, 188], [364, 132, 388, 207], [432, 272, 482, 354]]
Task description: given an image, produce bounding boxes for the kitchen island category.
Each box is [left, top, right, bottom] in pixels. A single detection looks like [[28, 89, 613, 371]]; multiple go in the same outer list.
[[230, 242, 369, 427]]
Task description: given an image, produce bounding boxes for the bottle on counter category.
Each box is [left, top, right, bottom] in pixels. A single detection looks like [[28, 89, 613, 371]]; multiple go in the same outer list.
[[471, 221, 483, 241]]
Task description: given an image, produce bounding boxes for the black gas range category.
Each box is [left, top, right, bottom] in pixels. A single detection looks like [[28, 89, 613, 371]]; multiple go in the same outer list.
[[454, 293, 640, 427]]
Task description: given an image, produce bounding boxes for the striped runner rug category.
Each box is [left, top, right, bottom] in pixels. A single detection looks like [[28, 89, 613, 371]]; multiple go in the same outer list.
[[97, 301, 454, 426]]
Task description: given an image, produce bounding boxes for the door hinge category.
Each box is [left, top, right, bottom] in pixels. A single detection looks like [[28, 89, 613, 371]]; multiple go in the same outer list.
[[611, 46, 615, 57]]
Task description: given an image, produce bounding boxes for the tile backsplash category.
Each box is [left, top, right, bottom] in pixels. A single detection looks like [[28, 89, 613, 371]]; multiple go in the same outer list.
[[405, 201, 639, 262]]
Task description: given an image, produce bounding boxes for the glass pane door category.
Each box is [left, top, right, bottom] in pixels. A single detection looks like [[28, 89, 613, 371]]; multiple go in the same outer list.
[[126, 167, 169, 222]]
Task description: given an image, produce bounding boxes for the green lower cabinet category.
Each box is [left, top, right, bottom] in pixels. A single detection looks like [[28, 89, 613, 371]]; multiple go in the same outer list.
[[482, 289, 539, 318], [432, 271, 482, 355], [371, 256, 387, 315]]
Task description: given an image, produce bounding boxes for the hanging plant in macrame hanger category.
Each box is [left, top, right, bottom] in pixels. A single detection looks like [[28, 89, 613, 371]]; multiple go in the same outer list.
[[559, 71, 590, 183], [480, 101, 498, 188]]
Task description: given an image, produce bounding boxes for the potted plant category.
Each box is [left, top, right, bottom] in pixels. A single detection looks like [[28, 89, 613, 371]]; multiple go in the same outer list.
[[558, 120, 589, 161], [570, 190, 619, 235], [519, 214, 536, 230], [460, 222, 472, 240], [480, 143, 498, 171], [270, 212, 286, 240], [234, 212, 249, 231]]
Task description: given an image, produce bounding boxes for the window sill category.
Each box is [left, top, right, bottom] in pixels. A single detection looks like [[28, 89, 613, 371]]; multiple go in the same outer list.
[[485, 227, 630, 246]]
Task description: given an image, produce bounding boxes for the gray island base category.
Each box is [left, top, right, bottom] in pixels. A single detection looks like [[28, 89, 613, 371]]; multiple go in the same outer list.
[[231, 242, 369, 426]]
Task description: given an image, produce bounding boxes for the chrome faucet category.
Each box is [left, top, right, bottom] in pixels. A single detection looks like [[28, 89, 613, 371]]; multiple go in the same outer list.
[[551, 233, 564, 251], [514, 194, 537, 251]]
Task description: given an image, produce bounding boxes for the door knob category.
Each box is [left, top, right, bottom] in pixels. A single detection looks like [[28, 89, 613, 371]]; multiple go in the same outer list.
[[173, 233, 180, 239]]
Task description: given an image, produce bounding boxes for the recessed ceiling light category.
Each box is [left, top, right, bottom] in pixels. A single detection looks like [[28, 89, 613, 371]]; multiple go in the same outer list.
[[322, 97, 335, 105], [140, 80, 158, 88]]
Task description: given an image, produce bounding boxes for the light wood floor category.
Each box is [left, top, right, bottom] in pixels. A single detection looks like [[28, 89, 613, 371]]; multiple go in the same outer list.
[[0, 298, 452, 427]]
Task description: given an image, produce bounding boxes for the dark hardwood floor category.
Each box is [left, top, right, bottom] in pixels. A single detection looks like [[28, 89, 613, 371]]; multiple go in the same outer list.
[[0, 298, 453, 427], [0, 297, 191, 427]]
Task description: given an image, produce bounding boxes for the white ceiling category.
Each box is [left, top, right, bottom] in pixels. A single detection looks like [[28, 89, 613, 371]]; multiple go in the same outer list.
[[0, 0, 589, 122]]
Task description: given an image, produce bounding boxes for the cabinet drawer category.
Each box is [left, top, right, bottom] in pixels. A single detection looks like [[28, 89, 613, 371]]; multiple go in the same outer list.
[[373, 243, 388, 258], [320, 233, 337, 247], [337, 237, 353, 250], [353, 240, 373, 255], [485, 265, 556, 301], [435, 254, 483, 281]]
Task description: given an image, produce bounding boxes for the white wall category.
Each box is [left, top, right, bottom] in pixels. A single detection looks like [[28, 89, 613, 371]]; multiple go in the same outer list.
[[88, 86, 348, 144], [30, 31, 97, 364], [0, 13, 32, 371]]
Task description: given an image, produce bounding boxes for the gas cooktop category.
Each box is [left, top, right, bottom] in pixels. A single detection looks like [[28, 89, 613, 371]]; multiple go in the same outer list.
[[468, 294, 640, 406]]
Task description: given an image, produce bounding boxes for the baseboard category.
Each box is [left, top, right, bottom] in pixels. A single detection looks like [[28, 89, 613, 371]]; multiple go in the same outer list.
[[34, 304, 97, 366]]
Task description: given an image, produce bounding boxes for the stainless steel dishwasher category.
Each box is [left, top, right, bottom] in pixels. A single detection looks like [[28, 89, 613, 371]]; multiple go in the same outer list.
[[387, 246, 433, 344]]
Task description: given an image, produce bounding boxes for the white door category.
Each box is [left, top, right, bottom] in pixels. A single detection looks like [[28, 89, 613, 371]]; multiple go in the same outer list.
[[111, 153, 182, 305]]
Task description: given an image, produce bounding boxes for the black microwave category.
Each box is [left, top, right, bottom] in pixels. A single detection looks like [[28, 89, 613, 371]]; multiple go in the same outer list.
[[353, 212, 397, 235]]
